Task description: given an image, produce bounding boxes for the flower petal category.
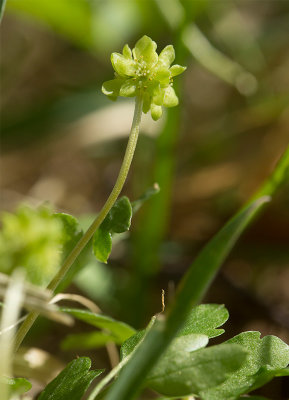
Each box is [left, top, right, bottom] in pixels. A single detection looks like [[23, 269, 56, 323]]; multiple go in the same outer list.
[[123, 44, 132, 59], [133, 35, 158, 66], [119, 79, 137, 97], [170, 64, 186, 77], [158, 45, 175, 67], [102, 79, 123, 101], [163, 86, 179, 107], [154, 66, 170, 86], [151, 104, 163, 121], [111, 53, 137, 77], [152, 87, 165, 106]]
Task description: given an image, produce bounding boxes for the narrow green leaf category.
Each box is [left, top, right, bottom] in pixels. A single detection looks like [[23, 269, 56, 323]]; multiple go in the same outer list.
[[62, 331, 122, 351], [120, 330, 146, 360], [2, 377, 31, 395], [201, 331, 289, 400], [146, 341, 247, 397], [106, 197, 269, 400], [101, 196, 132, 233], [131, 184, 160, 214], [62, 308, 136, 343], [251, 144, 289, 199], [38, 357, 103, 400], [93, 229, 112, 263]]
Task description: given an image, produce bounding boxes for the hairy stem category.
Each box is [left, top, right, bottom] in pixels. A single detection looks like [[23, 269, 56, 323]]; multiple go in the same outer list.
[[14, 96, 143, 352]]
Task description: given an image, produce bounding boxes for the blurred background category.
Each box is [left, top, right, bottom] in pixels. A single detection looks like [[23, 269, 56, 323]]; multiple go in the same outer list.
[[1, 0, 289, 398]]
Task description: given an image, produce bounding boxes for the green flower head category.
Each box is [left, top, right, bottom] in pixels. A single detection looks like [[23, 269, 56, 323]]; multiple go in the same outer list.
[[102, 35, 186, 121]]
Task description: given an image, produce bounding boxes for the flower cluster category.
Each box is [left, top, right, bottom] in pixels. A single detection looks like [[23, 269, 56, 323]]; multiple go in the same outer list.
[[102, 35, 186, 121]]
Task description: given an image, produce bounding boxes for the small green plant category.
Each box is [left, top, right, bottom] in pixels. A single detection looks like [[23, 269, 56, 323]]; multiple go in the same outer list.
[[0, 35, 289, 400]]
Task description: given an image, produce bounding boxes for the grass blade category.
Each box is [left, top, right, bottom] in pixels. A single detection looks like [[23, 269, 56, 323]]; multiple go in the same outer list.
[[105, 196, 269, 400]]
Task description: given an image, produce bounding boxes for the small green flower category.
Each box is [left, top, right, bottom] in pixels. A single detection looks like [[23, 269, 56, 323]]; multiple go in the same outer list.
[[102, 35, 186, 121]]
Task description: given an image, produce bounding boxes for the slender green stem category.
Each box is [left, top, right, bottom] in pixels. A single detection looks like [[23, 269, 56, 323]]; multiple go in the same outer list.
[[13, 96, 143, 352]]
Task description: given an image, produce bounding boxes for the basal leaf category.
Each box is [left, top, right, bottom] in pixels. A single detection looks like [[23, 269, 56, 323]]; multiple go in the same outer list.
[[101, 196, 132, 234], [38, 357, 103, 400], [120, 304, 228, 360], [201, 331, 289, 400], [61, 331, 123, 351], [146, 341, 247, 397], [62, 308, 136, 343], [3, 377, 32, 395], [178, 303, 229, 338], [93, 229, 112, 263]]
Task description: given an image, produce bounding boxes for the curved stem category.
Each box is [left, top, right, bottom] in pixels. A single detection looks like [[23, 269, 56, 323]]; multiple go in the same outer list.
[[14, 96, 143, 352]]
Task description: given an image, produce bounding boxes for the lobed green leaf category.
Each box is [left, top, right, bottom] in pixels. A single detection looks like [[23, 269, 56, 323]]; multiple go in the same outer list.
[[201, 331, 289, 400], [178, 303, 229, 338], [101, 196, 132, 234], [93, 196, 132, 263], [131, 184, 160, 214], [38, 357, 103, 400], [146, 341, 247, 397]]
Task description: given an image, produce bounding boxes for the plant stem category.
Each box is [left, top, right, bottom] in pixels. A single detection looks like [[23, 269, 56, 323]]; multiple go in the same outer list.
[[14, 96, 143, 352]]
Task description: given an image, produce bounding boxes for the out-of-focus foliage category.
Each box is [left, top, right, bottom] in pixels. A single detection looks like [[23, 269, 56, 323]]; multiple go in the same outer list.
[[0, 206, 64, 286], [6, 0, 153, 54]]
